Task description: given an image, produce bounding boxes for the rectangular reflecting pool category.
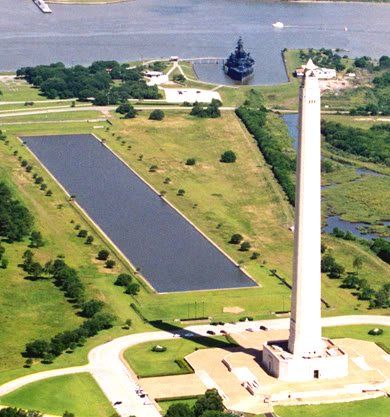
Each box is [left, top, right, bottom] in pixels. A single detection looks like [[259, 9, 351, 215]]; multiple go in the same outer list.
[[22, 134, 256, 293]]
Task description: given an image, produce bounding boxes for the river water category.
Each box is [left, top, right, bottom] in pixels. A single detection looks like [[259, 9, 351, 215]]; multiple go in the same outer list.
[[1, 1, 390, 84], [22, 134, 256, 293]]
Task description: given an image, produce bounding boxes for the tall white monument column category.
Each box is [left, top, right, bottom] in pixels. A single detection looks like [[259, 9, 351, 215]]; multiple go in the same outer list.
[[262, 62, 348, 381], [288, 67, 323, 357]]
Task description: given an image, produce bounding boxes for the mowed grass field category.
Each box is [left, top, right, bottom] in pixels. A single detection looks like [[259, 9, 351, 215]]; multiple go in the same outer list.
[[0, 77, 44, 102], [0, 120, 152, 385], [275, 397, 390, 417], [99, 110, 389, 319], [124, 336, 235, 377], [0, 373, 115, 417]]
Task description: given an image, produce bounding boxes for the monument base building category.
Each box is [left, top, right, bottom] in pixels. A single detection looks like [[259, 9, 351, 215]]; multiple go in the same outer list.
[[262, 62, 348, 382], [263, 338, 348, 381]]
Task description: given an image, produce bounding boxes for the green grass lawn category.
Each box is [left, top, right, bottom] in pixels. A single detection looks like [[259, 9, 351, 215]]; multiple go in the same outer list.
[[124, 336, 235, 377], [0, 78, 44, 103], [0, 121, 152, 385], [158, 398, 198, 414], [0, 373, 115, 417], [0, 110, 104, 124], [323, 325, 389, 349], [275, 397, 390, 417]]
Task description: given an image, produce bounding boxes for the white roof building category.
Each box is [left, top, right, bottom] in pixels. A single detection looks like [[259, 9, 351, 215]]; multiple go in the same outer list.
[[295, 59, 336, 79], [143, 70, 169, 86]]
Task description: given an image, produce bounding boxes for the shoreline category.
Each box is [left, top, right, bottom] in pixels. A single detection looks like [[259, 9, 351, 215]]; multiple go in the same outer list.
[[46, 0, 131, 5]]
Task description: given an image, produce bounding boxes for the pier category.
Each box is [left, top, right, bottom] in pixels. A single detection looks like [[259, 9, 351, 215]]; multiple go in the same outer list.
[[33, 0, 52, 14]]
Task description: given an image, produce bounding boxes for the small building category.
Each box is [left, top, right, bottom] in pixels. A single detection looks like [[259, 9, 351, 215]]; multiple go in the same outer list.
[[143, 70, 169, 86], [294, 59, 336, 79], [170, 56, 179, 62]]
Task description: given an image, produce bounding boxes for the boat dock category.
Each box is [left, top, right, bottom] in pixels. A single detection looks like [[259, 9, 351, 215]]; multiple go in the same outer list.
[[33, 0, 52, 14]]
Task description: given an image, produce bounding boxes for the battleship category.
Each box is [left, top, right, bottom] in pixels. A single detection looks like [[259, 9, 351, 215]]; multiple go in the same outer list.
[[224, 37, 255, 82]]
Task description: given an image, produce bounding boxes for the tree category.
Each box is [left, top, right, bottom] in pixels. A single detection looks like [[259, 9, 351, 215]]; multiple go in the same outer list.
[[77, 229, 88, 238], [97, 249, 109, 260], [229, 234, 243, 244], [328, 263, 345, 279], [123, 106, 137, 119], [177, 189, 185, 196], [25, 339, 51, 358], [239, 241, 251, 252], [193, 389, 224, 417], [220, 150, 237, 163], [125, 282, 140, 296], [80, 299, 105, 318], [105, 259, 116, 269], [341, 272, 360, 289], [85, 235, 94, 245], [115, 273, 132, 287], [116, 102, 132, 114], [321, 254, 336, 273], [29, 231, 44, 248], [29, 262, 43, 280], [166, 404, 194, 417], [149, 109, 165, 120], [353, 256, 364, 271], [1, 258, 9, 269]]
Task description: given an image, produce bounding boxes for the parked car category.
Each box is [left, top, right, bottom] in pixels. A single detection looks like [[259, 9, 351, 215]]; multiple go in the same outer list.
[[207, 330, 215, 335]]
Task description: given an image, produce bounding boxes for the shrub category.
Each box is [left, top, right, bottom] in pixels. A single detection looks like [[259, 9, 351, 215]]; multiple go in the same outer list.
[[116, 102, 132, 114], [97, 249, 109, 260], [85, 235, 94, 245], [149, 109, 165, 120], [125, 282, 140, 296], [115, 273, 132, 287], [80, 299, 105, 318], [239, 241, 251, 252], [229, 234, 243, 244], [149, 165, 158, 172], [220, 150, 237, 163], [186, 158, 196, 166], [105, 259, 116, 269], [250, 252, 260, 260], [77, 229, 88, 238], [123, 106, 137, 119], [177, 189, 186, 196]]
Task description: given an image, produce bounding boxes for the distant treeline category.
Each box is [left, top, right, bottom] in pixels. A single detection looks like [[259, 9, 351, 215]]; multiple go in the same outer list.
[[298, 48, 346, 71], [236, 106, 295, 205], [0, 182, 33, 242], [16, 60, 160, 104], [321, 121, 390, 166]]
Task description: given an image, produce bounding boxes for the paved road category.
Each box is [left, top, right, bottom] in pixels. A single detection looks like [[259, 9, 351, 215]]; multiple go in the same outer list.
[[0, 315, 388, 417]]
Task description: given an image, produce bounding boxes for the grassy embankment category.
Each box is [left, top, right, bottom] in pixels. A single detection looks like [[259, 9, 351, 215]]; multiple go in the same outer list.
[[0, 119, 155, 386], [123, 324, 389, 378], [0, 373, 114, 417]]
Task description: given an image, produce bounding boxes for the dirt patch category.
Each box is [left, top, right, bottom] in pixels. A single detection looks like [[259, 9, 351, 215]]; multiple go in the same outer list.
[[223, 306, 244, 314]]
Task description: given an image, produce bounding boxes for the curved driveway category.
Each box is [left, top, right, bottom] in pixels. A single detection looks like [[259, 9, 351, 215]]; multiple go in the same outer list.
[[0, 315, 389, 417]]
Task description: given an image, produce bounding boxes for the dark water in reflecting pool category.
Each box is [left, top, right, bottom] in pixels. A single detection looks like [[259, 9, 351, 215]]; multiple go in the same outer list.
[[22, 134, 256, 293]]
